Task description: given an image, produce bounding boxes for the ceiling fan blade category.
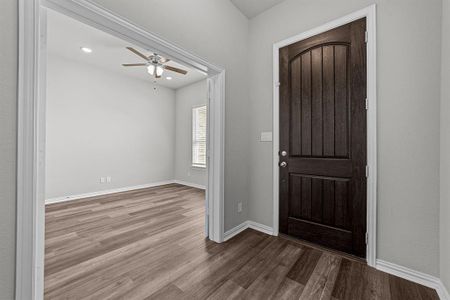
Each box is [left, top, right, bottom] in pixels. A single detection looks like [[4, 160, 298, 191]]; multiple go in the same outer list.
[[122, 63, 147, 67], [126, 47, 149, 61], [164, 65, 188, 75], [159, 57, 170, 63]]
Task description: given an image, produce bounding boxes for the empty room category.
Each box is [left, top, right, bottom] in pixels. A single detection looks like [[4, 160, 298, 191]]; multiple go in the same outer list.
[[43, 8, 209, 298], [1, 0, 450, 299]]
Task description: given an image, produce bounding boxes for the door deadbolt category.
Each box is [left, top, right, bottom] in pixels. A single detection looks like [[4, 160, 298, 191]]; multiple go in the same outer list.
[[280, 150, 287, 156]]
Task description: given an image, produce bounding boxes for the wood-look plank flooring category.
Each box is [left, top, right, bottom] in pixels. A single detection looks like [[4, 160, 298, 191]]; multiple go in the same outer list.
[[45, 183, 439, 299]]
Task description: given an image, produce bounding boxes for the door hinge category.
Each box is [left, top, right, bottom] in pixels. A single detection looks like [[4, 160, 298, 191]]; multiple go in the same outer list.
[[276, 81, 281, 87], [365, 31, 368, 43], [365, 232, 369, 244], [365, 165, 369, 178], [365, 98, 368, 110]]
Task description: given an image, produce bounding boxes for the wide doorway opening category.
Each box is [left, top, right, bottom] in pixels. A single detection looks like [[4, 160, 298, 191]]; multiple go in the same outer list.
[[43, 8, 210, 297], [16, 1, 226, 298]]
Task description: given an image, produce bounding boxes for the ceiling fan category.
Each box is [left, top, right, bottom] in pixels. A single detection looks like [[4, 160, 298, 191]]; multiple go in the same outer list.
[[122, 47, 188, 78]]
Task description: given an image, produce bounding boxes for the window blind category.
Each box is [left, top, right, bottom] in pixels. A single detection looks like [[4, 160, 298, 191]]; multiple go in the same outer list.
[[192, 105, 207, 167]]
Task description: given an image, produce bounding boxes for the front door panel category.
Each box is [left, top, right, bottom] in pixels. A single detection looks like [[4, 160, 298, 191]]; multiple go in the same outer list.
[[279, 18, 367, 257]]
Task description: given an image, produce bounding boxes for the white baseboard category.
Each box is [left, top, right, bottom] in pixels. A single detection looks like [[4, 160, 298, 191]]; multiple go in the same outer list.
[[223, 220, 274, 241], [173, 180, 206, 190], [223, 221, 249, 241], [376, 260, 449, 300], [45, 180, 206, 205], [247, 220, 274, 235], [45, 180, 176, 204]]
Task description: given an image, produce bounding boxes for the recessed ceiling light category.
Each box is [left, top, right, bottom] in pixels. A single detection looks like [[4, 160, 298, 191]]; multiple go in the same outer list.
[[166, 76, 172, 80], [80, 47, 92, 53]]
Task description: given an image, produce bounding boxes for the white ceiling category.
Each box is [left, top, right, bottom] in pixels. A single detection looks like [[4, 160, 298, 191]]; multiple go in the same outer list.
[[47, 9, 206, 90], [230, 0, 287, 18]]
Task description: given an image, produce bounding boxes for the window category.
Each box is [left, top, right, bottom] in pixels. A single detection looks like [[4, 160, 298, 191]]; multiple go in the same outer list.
[[192, 105, 207, 168]]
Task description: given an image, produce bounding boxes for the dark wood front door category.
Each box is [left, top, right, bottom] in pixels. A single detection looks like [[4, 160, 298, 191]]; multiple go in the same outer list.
[[279, 18, 367, 257]]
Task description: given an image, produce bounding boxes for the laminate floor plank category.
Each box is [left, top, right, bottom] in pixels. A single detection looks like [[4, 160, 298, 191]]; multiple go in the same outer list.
[[287, 246, 323, 285], [272, 277, 305, 300], [241, 243, 302, 299], [44, 183, 439, 300], [299, 253, 341, 300], [146, 283, 186, 300], [230, 238, 288, 289], [206, 280, 245, 300]]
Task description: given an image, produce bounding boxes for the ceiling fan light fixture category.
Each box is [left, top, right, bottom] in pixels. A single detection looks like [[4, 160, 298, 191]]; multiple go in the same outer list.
[[147, 64, 155, 75], [156, 65, 164, 76], [123, 47, 187, 78]]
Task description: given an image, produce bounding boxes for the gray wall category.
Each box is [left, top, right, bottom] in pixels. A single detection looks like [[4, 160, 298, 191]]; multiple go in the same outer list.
[[90, 0, 251, 231], [174, 80, 208, 187], [46, 54, 176, 199], [0, 0, 17, 298], [248, 0, 442, 276], [441, 0, 450, 291]]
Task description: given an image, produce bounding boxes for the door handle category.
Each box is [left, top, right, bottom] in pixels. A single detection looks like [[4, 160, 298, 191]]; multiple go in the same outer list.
[[279, 161, 287, 168]]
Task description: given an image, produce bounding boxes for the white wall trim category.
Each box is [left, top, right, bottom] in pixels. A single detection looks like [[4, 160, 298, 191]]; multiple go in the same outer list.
[[173, 180, 206, 190], [17, 1, 46, 299], [247, 221, 274, 236], [272, 4, 377, 267], [223, 221, 274, 241], [45, 180, 176, 204], [223, 221, 249, 241], [207, 71, 225, 243], [376, 260, 449, 300], [17, 1, 225, 299]]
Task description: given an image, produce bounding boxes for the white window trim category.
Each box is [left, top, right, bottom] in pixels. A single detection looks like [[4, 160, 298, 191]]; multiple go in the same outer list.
[[17, 0, 225, 299], [192, 165, 207, 169], [192, 104, 207, 168]]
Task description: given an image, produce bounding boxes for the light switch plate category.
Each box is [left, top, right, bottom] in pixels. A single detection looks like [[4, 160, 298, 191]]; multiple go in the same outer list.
[[260, 131, 273, 142]]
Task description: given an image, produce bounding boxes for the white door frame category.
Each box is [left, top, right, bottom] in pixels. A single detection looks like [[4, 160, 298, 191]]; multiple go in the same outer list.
[[17, 0, 225, 299], [272, 5, 377, 266]]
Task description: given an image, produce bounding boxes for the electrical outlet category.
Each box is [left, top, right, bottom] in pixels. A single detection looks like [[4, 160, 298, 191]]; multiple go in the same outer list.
[[106, 176, 111, 183], [100, 177, 106, 183], [237, 202, 242, 213]]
